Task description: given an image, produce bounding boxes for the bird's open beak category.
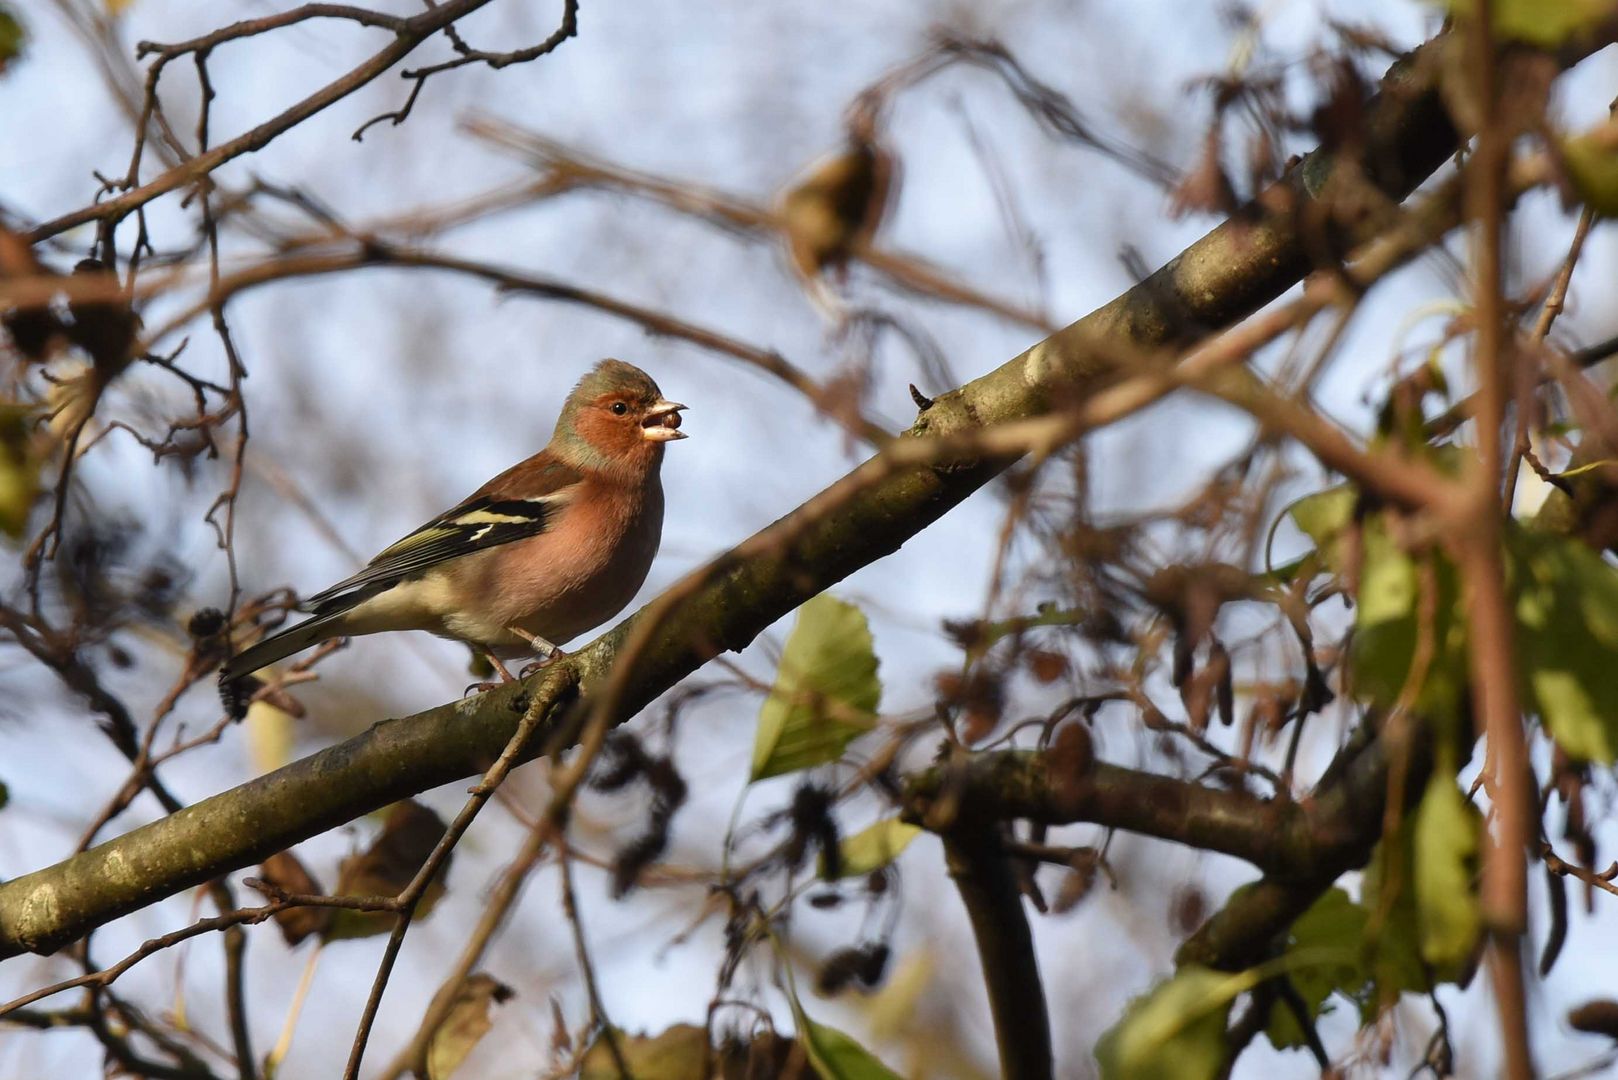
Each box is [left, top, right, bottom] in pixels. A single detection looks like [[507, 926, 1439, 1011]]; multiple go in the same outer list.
[[641, 400, 688, 441]]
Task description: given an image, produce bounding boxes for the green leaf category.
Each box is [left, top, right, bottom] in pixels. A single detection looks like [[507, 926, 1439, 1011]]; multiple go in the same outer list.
[[1260, 884, 1443, 1049], [1281, 487, 1478, 729], [1284, 486, 1355, 571], [1413, 776, 1482, 972], [1443, 0, 1613, 47], [1511, 529, 1618, 763], [1095, 966, 1257, 1080], [801, 1016, 903, 1080], [1357, 525, 1417, 626], [1266, 888, 1369, 1049], [1349, 523, 1466, 716], [751, 594, 880, 781], [1360, 826, 1430, 1010], [1329, 518, 1618, 760], [822, 818, 921, 879], [777, 956, 903, 1080], [1261, 552, 1312, 585]]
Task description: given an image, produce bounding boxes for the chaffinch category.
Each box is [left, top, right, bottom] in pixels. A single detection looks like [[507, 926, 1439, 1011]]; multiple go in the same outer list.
[[220, 359, 687, 690]]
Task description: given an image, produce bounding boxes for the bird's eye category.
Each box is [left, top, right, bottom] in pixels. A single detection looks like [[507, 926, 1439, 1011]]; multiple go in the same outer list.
[[610, 402, 629, 416]]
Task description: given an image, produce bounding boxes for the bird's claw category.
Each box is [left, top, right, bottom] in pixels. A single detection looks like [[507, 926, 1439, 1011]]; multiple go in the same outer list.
[[517, 647, 566, 680]]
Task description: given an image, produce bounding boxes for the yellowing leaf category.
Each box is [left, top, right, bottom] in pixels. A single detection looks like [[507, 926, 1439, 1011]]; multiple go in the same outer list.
[[751, 594, 880, 781], [1563, 126, 1618, 217], [822, 818, 921, 879], [0, 404, 40, 539], [425, 974, 513, 1080], [1356, 526, 1416, 627], [0, 6, 24, 74], [580, 1025, 709, 1080], [1284, 486, 1355, 571], [1413, 776, 1482, 972], [1095, 966, 1257, 1080], [778, 135, 891, 279], [1443, 0, 1613, 47], [864, 951, 933, 1040], [44, 362, 100, 443]]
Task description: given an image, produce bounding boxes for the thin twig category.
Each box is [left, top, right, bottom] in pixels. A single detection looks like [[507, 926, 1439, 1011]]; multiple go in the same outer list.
[[29, 0, 509, 241], [340, 665, 580, 1079], [134, 243, 896, 449], [1461, 9, 1532, 1078], [465, 116, 1056, 333], [558, 843, 630, 1077]]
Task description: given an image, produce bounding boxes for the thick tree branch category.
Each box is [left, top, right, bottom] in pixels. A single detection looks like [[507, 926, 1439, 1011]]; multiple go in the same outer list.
[[1175, 715, 1430, 970], [0, 32, 1471, 959], [942, 824, 1053, 1080], [906, 751, 1385, 879]]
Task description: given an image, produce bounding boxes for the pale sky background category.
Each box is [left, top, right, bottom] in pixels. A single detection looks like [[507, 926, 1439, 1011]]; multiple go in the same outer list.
[[3, 1, 1618, 1077]]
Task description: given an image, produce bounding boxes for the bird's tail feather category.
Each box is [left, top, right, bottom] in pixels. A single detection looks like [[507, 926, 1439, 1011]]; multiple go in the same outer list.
[[219, 613, 344, 684]]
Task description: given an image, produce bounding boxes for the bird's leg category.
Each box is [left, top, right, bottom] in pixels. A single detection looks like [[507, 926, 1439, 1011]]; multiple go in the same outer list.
[[485, 652, 520, 682], [507, 626, 564, 679], [504, 626, 559, 656], [463, 649, 519, 696]]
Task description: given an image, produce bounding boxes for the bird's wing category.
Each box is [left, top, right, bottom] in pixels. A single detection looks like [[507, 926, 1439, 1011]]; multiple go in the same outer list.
[[301, 459, 582, 615]]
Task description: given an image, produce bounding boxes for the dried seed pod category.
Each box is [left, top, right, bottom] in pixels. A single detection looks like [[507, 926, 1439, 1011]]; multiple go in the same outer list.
[[1568, 999, 1618, 1040]]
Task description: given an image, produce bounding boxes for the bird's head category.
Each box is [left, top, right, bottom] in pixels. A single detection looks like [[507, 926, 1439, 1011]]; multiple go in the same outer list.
[[553, 359, 687, 475]]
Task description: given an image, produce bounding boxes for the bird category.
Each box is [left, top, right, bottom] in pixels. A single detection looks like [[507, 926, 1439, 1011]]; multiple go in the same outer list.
[[219, 359, 687, 697]]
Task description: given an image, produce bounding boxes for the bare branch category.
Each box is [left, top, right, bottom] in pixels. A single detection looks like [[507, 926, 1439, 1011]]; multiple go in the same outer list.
[[465, 116, 1058, 333], [27, 0, 580, 242], [942, 823, 1053, 1080]]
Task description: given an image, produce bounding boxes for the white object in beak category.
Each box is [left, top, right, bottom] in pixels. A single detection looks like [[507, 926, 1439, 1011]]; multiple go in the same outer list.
[[642, 400, 688, 441]]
